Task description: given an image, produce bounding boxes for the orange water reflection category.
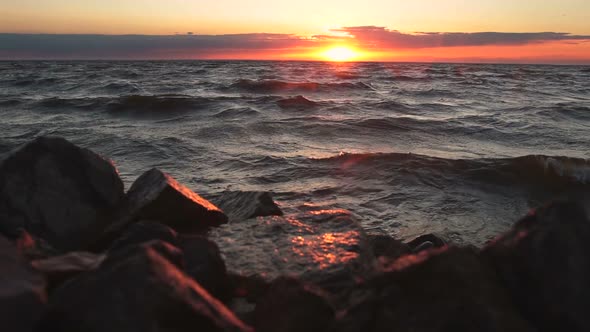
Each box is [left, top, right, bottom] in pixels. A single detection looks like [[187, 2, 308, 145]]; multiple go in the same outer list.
[[290, 230, 359, 269]]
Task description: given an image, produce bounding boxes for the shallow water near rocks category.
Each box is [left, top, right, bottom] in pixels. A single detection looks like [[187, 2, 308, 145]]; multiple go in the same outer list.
[[1, 60, 589, 249]]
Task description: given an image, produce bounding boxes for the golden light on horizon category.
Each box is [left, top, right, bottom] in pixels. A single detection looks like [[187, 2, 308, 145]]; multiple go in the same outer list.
[[321, 46, 359, 61]]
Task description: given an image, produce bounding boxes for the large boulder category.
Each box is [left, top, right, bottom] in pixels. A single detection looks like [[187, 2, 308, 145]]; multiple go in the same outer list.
[[209, 208, 372, 293], [333, 247, 533, 332], [0, 136, 124, 250], [483, 201, 590, 332], [0, 235, 47, 332], [212, 191, 283, 221], [38, 240, 252, 332], [108, 220, 180, 252], [178, 235, 230, 300], [254, 277, 334, 332], [106, 168, 227, 238]]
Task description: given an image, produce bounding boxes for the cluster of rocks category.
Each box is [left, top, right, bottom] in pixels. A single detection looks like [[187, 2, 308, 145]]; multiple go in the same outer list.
[[1, 136, 589, 332]]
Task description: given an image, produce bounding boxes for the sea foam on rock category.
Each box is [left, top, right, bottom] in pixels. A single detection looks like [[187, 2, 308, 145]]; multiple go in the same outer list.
[[0, 136, 124, 251]]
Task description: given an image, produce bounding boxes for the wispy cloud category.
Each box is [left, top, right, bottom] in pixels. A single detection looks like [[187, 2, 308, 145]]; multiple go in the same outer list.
[[332, 26, 590, 48]]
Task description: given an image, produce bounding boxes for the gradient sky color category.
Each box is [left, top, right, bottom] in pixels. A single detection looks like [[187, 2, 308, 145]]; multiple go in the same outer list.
[[1, 0, 590, 63]]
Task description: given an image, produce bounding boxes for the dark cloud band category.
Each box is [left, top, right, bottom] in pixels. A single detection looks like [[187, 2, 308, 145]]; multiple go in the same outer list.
[[1, 26, 588, 59]]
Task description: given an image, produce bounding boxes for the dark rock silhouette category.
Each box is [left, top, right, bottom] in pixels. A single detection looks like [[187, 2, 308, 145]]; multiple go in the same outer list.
[[95, 168, 228, 247], [0, 136, 124, 250], [334, 247, 534, 332], [483, 201, 590, 332], [179, 235, 230, 300], [213, 191, 283, 221], [0, 234, 47, 332], [121, 168, 228, 232], [38, 240, 252, 332], [109, 220, 180, 252], [254, 277, 334, 332], [2, 137, 588, 332]]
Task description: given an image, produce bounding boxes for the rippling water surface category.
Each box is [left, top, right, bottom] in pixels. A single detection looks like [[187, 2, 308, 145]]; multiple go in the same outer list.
[[1, 61, 589, 245]]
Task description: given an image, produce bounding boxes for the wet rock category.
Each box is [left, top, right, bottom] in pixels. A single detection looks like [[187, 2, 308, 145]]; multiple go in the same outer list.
[[228, 273, 270, 301], [178, 235, 229, 300], [213, 191, 283, 221], [16, 229, 59, 261], [209, 209, 372, 292], [0, 136, 124, 250], [109, 220, 179, 252], [406, 233, 447, 253], [483, 201, 590, 332], [104, 240, 185, 271], [31, 252, 105, 292], [367, 234, 410, 259], [0, 235, 47, 332], [254, 277, 334, 332], [38, 240, 252, 332], [333, 247, 533, 332], [114, 168, 227, 234]]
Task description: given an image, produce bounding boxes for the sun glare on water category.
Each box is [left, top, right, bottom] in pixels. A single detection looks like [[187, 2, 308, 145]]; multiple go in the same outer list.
[[322, 46, 359, 62]]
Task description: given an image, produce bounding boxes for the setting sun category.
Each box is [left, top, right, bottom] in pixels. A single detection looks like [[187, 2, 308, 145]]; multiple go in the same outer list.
[[322, 46, 359, 62]]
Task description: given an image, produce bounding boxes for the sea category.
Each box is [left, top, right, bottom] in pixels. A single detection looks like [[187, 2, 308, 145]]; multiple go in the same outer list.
[[1, 61, 589, 246]]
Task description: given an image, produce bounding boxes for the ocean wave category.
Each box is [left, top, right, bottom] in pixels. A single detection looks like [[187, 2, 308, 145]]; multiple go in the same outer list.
[[277, 95, 318, 109], [536, 104, 590, 121], [33, 95, 219, 115], [334, 72, 364, 80], [106, 95, 215, 114], [380, 75, 431, 82], [314, 152, 590, 187], [227, 79, 373, 93], [95, 82, 143, 94], [213, 107, 260, 118], [346, 116, 449, 132], [407, 88, 459, 98]]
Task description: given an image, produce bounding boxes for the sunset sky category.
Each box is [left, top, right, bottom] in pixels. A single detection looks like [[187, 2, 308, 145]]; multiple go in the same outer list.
[[1, 0, 589, 63]]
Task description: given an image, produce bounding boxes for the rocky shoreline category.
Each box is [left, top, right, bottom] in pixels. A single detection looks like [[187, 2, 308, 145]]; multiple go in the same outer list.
[[1, 136, 589, 332]]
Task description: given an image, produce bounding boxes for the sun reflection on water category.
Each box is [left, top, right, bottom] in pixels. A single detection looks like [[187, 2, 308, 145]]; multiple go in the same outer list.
[[291, 230, 359, 269]]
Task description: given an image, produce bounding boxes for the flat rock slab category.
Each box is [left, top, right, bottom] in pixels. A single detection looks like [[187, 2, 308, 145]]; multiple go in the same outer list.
[[31, 252, 105, 291], [209, 209, 372, 290], [0, 235, 47, 332], [39, 241, 252, 332], [122, 168, 228, 233], [483, 201, 590, 332], [212, 191, 283, 222], [0, 136, 124, 250]]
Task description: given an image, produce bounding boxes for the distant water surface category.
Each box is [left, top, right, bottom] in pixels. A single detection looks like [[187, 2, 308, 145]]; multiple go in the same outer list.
[[1, 60, 589, 245]]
